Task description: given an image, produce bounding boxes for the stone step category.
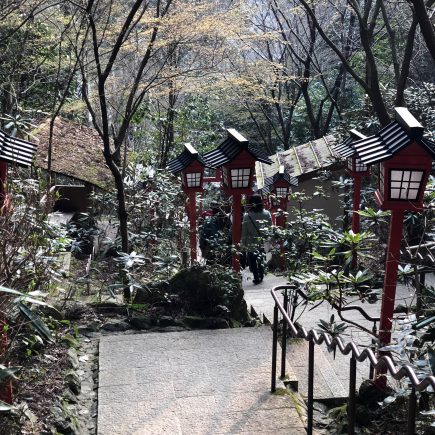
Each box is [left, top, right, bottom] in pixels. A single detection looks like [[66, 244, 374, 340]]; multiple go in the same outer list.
[[243, 272, 356, 401], [285, 339, 348, 401], [98, 327, 306, 434]]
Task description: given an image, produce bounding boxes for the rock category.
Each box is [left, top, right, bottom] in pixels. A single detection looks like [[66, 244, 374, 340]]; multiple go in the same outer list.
[[355, 403, 370, 426], [68, 348, 80, 370], [133, 282, 168, 304], [100, 319, 131, 332], [130, 316, 153, 330], [182, 316, 229, 329], [423, 427, 435, 435], [358, 380, 390, 408], [65, 369, 81, 395], [39, 305, 64, 321], [91, 302, 127, 315], [228, 319, 241, 328], [63, 387, 78, 404], [167, 265, 249, 321], [77, 322, 100, 334], [49, 406, 77, 434], [243, 319, 257, 327], [62, 301, 90, 320], [154, 326, 186, 332], [157, 316, 177, 327]]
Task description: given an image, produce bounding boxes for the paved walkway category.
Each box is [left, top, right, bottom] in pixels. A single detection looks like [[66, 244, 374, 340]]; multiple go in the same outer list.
[[98, 327, 305, 435]]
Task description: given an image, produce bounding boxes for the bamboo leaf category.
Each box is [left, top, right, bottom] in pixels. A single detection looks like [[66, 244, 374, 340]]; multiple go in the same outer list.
[[0, 365, 19, 383], [0, 400, 12, 412], [412, 315, 435, 330], [18, 303, 53, 343]]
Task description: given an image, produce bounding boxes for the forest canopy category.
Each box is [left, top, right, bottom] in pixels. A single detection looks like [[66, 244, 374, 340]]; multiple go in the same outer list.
[[0, 0, 434, 159]]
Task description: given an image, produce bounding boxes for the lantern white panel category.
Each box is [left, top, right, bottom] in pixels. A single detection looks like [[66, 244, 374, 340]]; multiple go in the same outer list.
[[186, 172, 202, 187], [355, 158, 368, 172], [388, 169, 424, 201], [231, 168, 251, 188], [276, 187, 288, 197]]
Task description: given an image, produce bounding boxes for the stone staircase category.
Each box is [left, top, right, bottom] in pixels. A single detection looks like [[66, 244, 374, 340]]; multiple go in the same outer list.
[[97, 327, 306, 434], [243, 272, 364, 401]]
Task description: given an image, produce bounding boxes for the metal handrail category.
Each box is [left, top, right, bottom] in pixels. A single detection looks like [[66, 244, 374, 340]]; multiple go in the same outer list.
[[271, 284, 435, 435]]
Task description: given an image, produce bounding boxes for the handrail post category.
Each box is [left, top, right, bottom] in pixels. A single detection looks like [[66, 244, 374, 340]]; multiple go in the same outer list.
[[271, 303, 278, 393], [407, 387, 416, 435], [348, 356, 356, 435], [370, 322, 377, 380], [290, 288, 298, 322], [307, 338, 314, 435], [281, 289, 288, 379]]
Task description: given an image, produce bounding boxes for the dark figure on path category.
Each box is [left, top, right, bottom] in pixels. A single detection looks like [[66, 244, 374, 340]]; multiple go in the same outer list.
[[241, 194, 272, 284], [199, 202, 232, 265]]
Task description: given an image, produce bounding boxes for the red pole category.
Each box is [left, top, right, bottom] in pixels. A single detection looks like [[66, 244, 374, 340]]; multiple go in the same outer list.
[[276, 198, 287, 228], [271, 206, 277, 225], [276, 198, 287, 270], [376, 209, 404, 387], [351, 176, 361, 235], [232, 193, 242, 272], [0, 161, 7, 207], [351, 175, 362, 269], [187, 192, 197, 263], [0, 162, 12, 403], [0, 314, 12, 404]]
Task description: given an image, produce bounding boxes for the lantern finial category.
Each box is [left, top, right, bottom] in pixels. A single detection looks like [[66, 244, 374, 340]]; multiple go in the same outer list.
[[394, 107, 424, 140]]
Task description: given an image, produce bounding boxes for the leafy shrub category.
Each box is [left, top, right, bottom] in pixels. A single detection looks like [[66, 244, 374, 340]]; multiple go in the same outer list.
[[168, 264, 248, 321]]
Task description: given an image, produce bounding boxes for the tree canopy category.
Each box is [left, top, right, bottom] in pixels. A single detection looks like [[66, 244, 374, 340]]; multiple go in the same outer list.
[[0, 0, 434, 250]]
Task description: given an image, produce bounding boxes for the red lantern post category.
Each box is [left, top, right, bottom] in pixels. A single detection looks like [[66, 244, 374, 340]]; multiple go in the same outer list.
[[335, 130, 369, 268], [167, 143, 207, 264], [352, 108, 435, 388], [221, 151, 257, 272], [204, 129, 272, 273], [261, 166, 298, 270], [375, 144, 431, 347], [0, 161, 7, 206]]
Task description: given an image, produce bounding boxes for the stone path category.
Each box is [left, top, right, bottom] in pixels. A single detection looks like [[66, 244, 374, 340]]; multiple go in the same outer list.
[[97, 327, 305, 435]]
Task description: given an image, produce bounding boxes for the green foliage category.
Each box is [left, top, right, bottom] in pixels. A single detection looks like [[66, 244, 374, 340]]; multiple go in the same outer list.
[[0, 12, 77, 117], [18, 302, 53, 343], [404, 83, 435, 140], [317, 314, 348, 338]]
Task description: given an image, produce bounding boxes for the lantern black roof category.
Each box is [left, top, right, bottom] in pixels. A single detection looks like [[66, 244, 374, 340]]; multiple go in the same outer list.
[[334, 129, 367, 159], [352, 108, 435, 165], [0, 129, 37, 167], [260, 165, 298, 194], [167, 143, 209, 174], [203, 128, 273, 168]]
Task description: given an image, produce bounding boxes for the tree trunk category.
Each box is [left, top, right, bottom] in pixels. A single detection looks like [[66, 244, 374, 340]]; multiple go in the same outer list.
[[410, 0, 435, 62]]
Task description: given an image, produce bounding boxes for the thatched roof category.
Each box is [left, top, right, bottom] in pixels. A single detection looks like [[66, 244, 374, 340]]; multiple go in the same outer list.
[[256, 135, 340, 187], [34, 117, 112, 189]]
